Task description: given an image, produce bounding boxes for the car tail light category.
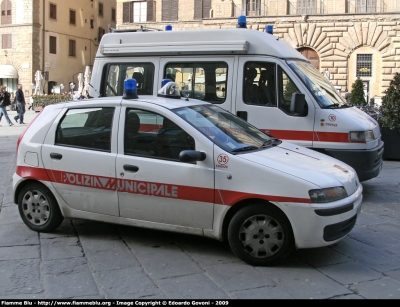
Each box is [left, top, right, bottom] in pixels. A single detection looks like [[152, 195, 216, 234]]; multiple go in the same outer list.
[[16, 110, 43, 152]]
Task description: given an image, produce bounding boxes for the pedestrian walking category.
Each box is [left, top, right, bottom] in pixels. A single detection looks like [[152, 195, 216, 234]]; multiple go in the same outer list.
[[14, 84, 26, 124], [344, 88, 351, 104], [0, 85, 14, 126]]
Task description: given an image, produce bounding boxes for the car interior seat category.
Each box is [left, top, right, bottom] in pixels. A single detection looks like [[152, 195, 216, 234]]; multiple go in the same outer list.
[[156, 117, 194, 160]]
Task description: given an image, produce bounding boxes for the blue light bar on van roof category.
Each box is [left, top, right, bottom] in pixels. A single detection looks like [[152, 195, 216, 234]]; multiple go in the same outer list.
[[165, 25, 172, 31], [266, 25, 273, 35], [162, 78, 172, 87], [123, 78, 138, 99], [237, 16, 247, 28]]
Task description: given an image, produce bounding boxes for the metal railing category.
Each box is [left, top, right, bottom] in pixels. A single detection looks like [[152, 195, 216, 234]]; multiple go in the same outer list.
[[233, 3, 268, 17], [288, 0, 326, 14], [229, 0, 397, 17], [347, 0, 389, 13]]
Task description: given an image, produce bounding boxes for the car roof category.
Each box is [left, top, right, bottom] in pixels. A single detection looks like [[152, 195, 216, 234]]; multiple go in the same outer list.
[[45, 96, 210, 111]]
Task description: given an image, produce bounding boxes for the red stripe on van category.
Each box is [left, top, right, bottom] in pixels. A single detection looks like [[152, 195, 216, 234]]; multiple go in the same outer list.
[[16, 166, 311, 204], [262, 129, 350, 143]]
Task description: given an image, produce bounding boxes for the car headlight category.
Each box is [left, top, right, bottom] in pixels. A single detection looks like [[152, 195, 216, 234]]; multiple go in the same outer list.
[[309, 187, 348, 203], [349, 130, 374, 142]]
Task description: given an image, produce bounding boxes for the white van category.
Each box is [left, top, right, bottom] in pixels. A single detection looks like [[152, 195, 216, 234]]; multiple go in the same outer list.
[[90, 22, 384, 182]]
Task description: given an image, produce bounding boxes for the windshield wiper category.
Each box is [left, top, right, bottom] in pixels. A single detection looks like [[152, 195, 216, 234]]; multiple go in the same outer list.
[[231, 145, 258, 152], [261, 138, 281, 148], [323, 103, 340, 109]]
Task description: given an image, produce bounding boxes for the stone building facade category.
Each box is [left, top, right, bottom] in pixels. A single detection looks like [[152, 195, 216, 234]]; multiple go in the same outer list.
[[117, 0, 400, 104], [0, 0, 116, 97]]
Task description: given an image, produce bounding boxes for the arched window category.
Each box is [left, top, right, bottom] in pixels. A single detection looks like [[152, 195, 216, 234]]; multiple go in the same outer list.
[[297, 47, 320, 70], [1, 0, 12, 25]]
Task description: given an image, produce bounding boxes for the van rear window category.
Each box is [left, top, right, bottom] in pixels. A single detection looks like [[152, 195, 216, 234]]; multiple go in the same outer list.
[[101, 63, 154, 97], [164, 62, 228, 104]]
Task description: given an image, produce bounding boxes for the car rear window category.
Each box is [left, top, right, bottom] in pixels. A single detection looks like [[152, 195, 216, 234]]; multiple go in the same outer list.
[[55, 107, 114, 152]]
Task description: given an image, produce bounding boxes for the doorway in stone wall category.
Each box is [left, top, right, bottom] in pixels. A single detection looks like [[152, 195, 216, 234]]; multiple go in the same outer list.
[[297, 47, 320, 70]]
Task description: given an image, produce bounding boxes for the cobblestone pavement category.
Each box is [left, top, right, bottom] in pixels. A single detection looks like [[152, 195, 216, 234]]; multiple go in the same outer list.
[[1, 110, 400, 299]]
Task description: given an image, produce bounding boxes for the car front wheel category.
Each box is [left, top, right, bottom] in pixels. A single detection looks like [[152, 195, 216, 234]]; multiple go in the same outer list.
[[228, 203, 294, 266], [18, 183, 64, 232]]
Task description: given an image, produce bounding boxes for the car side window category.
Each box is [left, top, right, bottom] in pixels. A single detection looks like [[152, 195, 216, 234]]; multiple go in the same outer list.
[[278, 65, 308, 117], [243, 62, 277, 107], [164, 62, 227, 104], [101, 63, 154, 97], [124, 109, 195, 161], [55, 107, 114, 151]]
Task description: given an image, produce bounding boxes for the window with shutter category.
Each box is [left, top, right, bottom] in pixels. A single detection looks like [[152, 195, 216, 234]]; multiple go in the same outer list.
[[112, 8, 116, 22], [69, 40, 76, 57], [2, 33, 11, 49], [70, 9, 76, 25], [147, 0, 154, 22], [122, 1, 132, 23], [1, 0, 12, 25], [194, 0, 202, 20], [162, 0, 179, 21], [356, 0, 377, 12], [98, 27, 105, 42], [297, 0, 317, 14], [50, 3, 57, 20], [49, 36, 57, 54], [99, 2, 104, 17]]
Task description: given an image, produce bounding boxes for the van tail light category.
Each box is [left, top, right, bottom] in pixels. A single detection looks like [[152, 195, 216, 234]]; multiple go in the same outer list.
[[16, 110, 43, 152]]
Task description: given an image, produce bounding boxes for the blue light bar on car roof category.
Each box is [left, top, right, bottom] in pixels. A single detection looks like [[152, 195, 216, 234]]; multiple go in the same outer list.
[[123, 78, 138, 99]]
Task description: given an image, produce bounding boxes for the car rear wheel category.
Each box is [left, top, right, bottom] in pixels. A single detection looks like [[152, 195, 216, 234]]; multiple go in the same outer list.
[[228, 203, 294, 266], [18, 183, 64, 232]]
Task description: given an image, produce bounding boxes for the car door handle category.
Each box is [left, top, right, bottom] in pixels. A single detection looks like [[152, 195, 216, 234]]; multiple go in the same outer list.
[[50, 153, 63, 160], [123, 164, 139, 172]]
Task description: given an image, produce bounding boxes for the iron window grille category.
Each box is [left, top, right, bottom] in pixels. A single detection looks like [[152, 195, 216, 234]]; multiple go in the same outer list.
[[356, 54, 372, 77]]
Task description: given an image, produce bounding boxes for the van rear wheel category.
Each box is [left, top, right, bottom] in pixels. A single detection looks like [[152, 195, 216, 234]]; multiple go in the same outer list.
[[228, 204, 294, 266], [18, 183, 64, 232]]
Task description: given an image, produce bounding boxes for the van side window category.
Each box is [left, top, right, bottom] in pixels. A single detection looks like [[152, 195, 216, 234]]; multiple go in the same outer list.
[[101, 63, 154, 97], [277, 66, 308, 117], [124, 109, 195, 161], [243, 62, 277, 107], [55, 107, 114, 152], [164, 62, 227, 104]]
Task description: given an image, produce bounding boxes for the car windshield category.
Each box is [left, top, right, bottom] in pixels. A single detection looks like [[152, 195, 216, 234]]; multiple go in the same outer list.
[[173, 105, 279, 153], [287, 60, 348, 108]]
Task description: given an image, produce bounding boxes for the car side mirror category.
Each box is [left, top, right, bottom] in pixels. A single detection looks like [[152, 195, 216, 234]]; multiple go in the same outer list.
[[179, 150, 206, 163], [290, 92, 306, 115]]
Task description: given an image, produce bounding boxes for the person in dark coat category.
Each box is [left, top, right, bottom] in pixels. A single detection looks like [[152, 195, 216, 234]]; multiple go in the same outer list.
[[0, 85, 14, 126], [14, 84, 26, 124]]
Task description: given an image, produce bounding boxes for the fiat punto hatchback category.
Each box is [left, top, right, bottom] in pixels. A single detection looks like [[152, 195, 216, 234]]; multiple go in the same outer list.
[[13, 81, 363, 266]]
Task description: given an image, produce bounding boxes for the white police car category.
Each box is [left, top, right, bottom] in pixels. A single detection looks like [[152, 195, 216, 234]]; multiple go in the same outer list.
[[13, 79, 363, 266]]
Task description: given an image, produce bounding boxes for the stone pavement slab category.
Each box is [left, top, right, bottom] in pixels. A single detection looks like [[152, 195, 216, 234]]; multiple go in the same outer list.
[[204, 262, 275, 292], [256, 261, 353, 299], [40, 236, 84, 260], [156, 273, 229, 299], [95, 267, 163, 299], [348, 277, 400, 299], [42, 257, 99, 299], [0, 259, 42, 297], [317, 261, 382, 285], [0, 223, 39, 247]]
